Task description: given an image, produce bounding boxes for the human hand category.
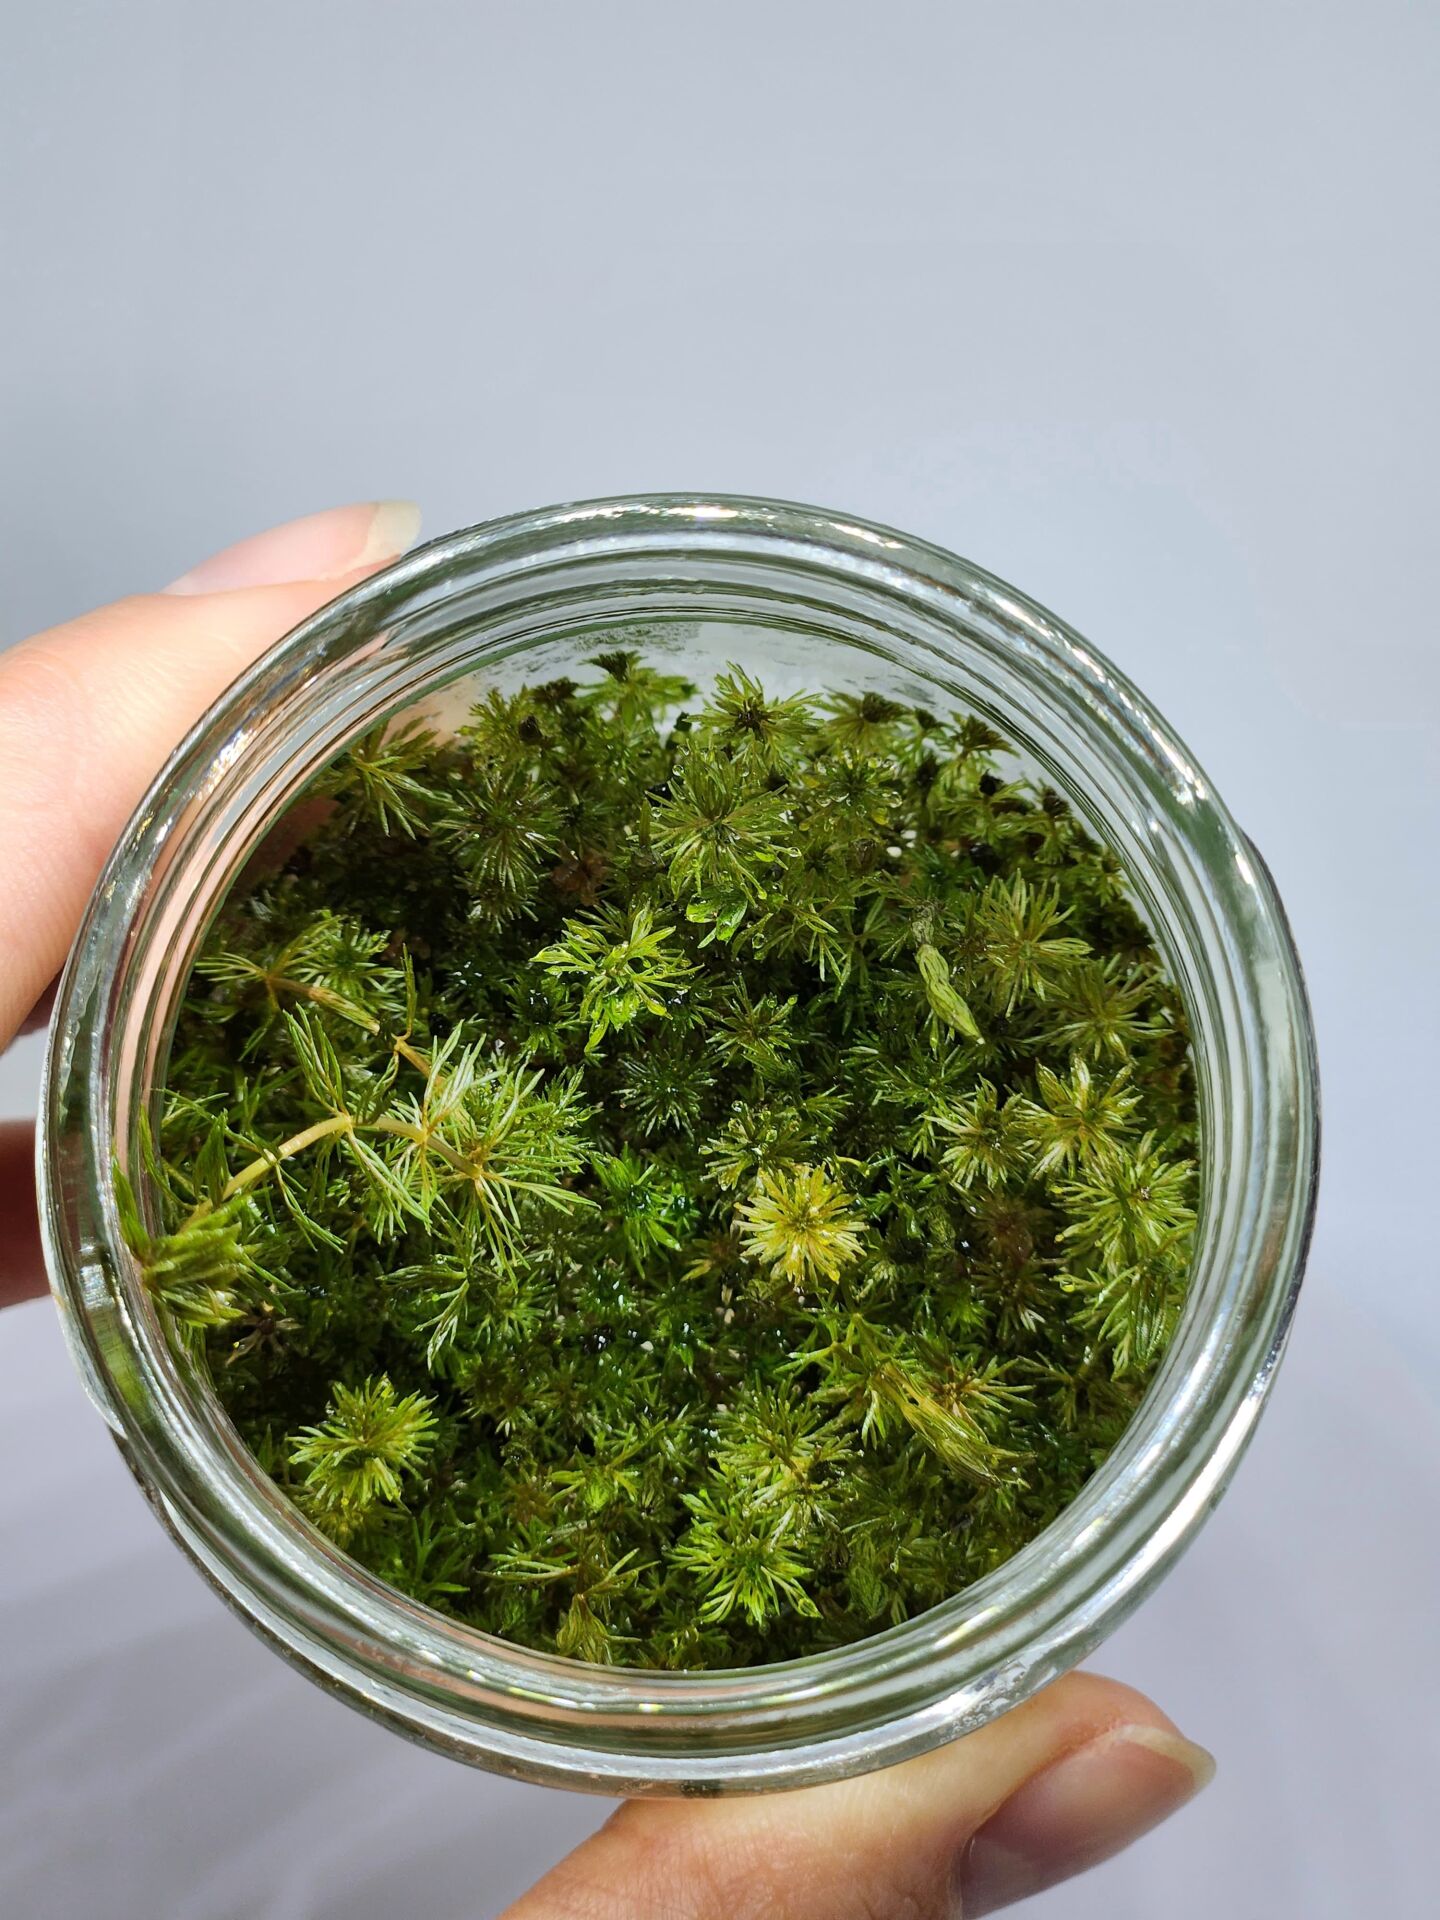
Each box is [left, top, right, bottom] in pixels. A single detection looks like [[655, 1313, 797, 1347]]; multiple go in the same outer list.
[[0, 504, 1213, 1915]]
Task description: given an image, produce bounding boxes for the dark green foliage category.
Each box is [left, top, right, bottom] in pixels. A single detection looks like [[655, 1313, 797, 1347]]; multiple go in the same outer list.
[[148, 650, 1198, 1667]]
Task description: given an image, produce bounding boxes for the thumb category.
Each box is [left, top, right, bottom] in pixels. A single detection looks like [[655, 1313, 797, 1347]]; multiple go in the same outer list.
[[503, 1671, 1213, 1920], [0, 501, 421, 1049]]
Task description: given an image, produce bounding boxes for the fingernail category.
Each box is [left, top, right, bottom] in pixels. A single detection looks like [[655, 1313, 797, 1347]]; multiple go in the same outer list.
[[956, 1724, 1214, 1916], [162, 501, 421, 594]]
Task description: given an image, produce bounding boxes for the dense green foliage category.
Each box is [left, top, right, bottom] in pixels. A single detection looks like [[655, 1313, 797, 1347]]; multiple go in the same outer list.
[[141, 649, 1197, 1667]]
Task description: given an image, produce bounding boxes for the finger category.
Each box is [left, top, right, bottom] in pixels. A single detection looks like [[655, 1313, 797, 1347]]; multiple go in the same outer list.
[[502, 1671, 1213, 1920], [0, 1121, 44, 1309], [18, 977, 58, 1035], [159, 500, 417, 595], [0, 502, 421, 1049]]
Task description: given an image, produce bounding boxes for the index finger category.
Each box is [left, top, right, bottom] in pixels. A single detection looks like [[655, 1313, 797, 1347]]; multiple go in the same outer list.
[[0, 502, 419, 1048]]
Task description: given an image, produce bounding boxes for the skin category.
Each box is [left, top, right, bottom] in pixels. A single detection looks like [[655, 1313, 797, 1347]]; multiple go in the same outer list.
[[0, 504, 1214, 1915]]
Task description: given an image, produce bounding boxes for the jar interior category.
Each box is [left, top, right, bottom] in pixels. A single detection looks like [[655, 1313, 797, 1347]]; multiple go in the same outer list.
[[140, 589, 1216, 1626]]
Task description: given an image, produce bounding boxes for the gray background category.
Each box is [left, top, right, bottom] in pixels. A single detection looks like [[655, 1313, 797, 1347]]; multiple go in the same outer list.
[[2, 4, 1437, 1915]]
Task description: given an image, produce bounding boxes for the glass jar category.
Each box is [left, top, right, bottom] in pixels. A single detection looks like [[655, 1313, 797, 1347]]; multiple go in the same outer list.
[[38, 495, 1319, 1794]]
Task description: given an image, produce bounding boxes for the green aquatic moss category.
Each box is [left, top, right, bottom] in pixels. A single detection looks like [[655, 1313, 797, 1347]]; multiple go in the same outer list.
[[138, 652, 1197, 1668]]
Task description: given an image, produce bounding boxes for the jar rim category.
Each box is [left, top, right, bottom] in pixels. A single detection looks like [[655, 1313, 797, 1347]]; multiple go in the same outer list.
[[39, 493, 1320, 1790]]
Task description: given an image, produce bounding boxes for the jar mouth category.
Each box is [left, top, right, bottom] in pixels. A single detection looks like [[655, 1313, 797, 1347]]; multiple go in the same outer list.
[[39, 494, 1319, 1790]]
